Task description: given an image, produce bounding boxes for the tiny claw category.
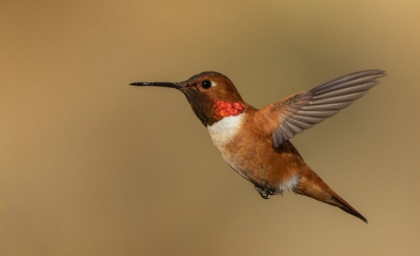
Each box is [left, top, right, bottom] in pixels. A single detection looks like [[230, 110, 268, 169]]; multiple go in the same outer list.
[[261, 193, 270, 199], [255, 186, 270, 199]]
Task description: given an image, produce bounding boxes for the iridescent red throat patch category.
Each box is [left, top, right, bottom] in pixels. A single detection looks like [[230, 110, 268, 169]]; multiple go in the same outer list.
[[213, 99, 244, 118]]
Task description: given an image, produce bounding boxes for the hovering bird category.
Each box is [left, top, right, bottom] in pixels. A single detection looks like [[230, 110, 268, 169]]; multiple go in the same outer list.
[[130, 70, 386, 223]]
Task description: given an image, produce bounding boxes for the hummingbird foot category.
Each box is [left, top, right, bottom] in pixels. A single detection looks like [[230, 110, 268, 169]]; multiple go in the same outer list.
[[254, 184, 276, 199]]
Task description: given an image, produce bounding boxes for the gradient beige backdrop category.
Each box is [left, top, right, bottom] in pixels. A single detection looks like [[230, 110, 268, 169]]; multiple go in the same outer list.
[[1, 1, 419, 255]]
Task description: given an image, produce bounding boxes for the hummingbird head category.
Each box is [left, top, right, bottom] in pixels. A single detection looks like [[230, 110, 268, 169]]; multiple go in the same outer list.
[[130, 71, 246, 126]]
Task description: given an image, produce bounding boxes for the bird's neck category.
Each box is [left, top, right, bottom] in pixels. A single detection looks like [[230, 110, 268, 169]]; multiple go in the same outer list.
[[212, 99, 245, 118], [187, 94, 245, 126]]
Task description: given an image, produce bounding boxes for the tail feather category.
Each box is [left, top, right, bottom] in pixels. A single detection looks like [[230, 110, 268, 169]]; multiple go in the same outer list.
[[328, 193, 367, 223], [295, 169, 368, 223]]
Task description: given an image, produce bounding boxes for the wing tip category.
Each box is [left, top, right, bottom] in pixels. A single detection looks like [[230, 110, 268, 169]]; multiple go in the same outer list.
[[350, 69, 387, 80]]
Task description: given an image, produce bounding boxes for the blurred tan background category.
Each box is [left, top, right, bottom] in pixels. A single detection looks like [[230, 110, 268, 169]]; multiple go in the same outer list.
[[1, 0, 419, 255]]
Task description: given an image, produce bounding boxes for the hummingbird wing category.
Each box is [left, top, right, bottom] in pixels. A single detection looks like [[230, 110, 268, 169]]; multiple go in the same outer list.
[[262, 70, 386, 148]]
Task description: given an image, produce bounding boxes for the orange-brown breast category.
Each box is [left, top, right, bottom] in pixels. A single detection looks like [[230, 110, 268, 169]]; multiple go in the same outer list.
[[212, 106, 307, 189]]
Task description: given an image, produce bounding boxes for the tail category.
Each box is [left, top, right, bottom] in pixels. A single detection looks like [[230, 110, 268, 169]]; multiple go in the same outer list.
[[295, 169, 368, 223]]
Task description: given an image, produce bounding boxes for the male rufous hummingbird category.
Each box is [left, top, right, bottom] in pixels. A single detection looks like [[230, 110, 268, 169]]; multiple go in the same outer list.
[[130, 70, 386, 223]]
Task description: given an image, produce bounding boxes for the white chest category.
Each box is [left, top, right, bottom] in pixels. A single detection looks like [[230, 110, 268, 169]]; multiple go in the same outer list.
[[206, 114, 245, 149]]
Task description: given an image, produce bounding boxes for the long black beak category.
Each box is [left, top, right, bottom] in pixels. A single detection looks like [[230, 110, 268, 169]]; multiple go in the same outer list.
[[129, 81, 179, 89]]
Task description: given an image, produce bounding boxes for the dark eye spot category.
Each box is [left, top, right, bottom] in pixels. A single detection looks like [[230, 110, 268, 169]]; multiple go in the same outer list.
[[201, 80, 212, 89]]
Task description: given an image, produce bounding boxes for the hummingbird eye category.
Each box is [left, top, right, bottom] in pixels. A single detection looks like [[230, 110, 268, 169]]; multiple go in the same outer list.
[[201, 80, 212, 90]]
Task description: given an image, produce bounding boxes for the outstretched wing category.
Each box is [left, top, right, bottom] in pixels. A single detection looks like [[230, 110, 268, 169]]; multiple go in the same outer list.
[[256, 70, 386, 148]]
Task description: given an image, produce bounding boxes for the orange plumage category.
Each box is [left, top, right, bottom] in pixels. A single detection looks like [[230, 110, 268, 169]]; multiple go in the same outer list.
[[131, 70, 386, 223]]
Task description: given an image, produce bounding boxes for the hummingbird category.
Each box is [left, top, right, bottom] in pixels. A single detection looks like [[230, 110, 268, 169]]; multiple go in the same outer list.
[[130, 70, 386, 223]]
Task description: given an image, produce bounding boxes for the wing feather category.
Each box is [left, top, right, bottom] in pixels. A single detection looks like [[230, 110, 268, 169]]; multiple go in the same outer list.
[[269, 70, 386, 148]]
